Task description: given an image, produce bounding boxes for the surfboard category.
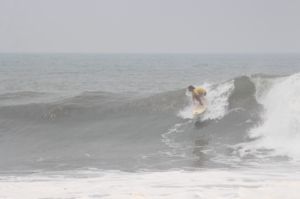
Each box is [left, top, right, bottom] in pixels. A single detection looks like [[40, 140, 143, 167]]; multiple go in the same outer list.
[[192, 104, 207, 117]]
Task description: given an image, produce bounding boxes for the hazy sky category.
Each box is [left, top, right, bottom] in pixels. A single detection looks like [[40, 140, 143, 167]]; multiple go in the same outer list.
[[0, 0, 299, 53]]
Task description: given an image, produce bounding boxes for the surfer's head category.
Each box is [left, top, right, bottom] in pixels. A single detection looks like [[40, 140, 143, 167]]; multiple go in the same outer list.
[[188, 85, 195, 92]]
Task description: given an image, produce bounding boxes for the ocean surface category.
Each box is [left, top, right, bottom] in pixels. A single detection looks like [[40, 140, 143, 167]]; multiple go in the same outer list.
[[0, 53, 300, 198]]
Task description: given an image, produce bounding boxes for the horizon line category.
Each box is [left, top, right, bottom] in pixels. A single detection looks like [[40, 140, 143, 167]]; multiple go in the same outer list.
[[0, 52, 300, 55]]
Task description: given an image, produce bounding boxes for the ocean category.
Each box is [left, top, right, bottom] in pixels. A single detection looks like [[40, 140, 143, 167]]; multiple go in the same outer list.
[[0, 53, 300, 198]]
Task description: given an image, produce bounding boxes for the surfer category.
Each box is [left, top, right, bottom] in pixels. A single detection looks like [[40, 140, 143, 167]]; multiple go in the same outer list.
[[188, 85, 207, 106]]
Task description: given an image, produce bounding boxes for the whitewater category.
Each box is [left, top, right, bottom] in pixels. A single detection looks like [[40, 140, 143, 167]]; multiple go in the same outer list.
[[0, 54, 300, 198]]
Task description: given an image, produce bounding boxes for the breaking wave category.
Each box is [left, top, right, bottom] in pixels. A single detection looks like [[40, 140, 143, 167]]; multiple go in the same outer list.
[[0, 73, 299, 171], [237, 73, 300, 160]]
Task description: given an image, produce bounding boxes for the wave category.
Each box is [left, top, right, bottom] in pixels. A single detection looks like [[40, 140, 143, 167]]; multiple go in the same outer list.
[[0, 73, 299, 171], [0, 73, 272, 121], [163, 75, 263, 166], [237, 73, 300, 160], [0, 91, 46, 99]]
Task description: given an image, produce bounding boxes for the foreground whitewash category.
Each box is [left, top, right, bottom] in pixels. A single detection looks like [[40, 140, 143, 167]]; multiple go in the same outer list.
[[0, 169, 300, 199]]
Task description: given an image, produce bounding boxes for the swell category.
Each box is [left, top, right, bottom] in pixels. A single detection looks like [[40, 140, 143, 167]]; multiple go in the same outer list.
[[0, 74, 281, 171], [0, 91, 46, 100], [0, 72, 280, 121], [0, 90, 187, 171], [0, 89, 188, 120]]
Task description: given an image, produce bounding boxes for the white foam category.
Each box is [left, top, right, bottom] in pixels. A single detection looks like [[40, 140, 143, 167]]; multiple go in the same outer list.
[[178, 81, 234, 120], [241, 73, 300, 159], [160, 121, 193, 157], [0, 169, 300, 199]]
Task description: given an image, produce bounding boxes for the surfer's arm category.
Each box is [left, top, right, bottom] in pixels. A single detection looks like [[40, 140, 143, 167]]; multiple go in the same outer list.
[[194, 95, 203, 105]]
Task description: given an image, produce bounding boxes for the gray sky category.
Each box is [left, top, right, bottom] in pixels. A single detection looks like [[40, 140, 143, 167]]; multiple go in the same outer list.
[[0, 0, 299, 53]]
